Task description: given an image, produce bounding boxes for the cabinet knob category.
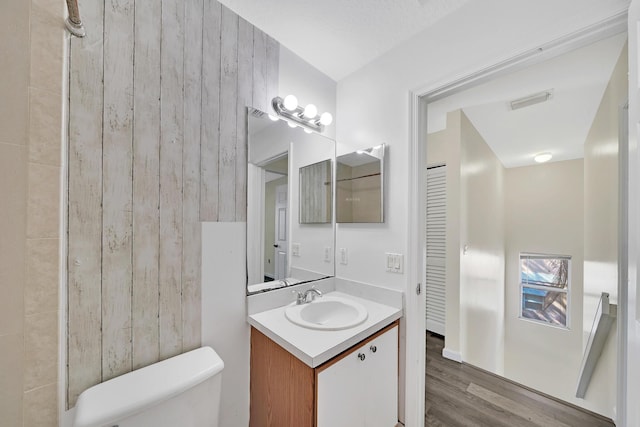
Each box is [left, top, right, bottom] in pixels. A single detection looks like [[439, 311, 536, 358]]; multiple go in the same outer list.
[[370, 345, 377, 353], [357, 353, 366, 361]]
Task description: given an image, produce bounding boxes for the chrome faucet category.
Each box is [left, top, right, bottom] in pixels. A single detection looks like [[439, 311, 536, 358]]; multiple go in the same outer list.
[[295, 287, 323, 305]]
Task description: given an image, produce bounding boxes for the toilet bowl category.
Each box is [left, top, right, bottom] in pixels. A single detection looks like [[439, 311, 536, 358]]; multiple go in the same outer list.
[[73, 346, 224, 427]]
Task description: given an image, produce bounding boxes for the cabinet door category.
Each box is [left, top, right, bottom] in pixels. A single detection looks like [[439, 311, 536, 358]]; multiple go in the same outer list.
[[364, 326, 398, 427], [316, 325, 398, 427], [317, 347, 364, 427]]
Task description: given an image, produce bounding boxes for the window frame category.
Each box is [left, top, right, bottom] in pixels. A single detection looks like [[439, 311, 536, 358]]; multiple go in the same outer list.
[[519, 252, 571, 330]]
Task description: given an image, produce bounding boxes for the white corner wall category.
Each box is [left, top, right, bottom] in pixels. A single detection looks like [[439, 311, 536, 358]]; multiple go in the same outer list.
[[458, 112, 506, 374], [202, 222, 250, 427], [627, 2, 640, 426]]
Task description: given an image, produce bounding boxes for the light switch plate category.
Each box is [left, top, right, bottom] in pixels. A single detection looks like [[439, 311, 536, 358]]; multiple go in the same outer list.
[[292, 243, 300, 257], [385, 252, 403, 273], [339, 248, 348, 265]]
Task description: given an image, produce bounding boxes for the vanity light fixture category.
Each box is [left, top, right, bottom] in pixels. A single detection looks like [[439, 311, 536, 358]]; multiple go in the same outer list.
[[272, 95, 333, 133], [534, 152, 553, 163]]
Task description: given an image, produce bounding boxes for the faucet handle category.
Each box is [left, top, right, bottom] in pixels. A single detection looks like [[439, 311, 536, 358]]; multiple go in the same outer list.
[[292, 290, 305, 305]]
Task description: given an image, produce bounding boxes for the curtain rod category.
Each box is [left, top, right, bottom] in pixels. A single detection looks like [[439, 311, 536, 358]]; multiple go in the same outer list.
[[65, 0, 86, 38]]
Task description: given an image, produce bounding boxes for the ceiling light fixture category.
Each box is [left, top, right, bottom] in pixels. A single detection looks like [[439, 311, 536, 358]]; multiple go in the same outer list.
[[510, 89, 554, 111], [534, 152, 552, 163], [272, 96, 333, 133]]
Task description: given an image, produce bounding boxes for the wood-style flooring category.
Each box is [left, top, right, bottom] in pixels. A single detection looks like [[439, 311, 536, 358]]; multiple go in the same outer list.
[[425, 332, 615, 427]]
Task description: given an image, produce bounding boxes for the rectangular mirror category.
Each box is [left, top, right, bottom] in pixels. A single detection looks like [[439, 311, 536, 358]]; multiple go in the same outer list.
[[247, 108, 335, 295], [299, 159, 332, 224], [336, 144, 385, 223]]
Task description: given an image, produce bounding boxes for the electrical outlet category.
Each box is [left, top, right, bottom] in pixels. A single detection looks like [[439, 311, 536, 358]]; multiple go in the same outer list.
[[385, 252, 403, 273], [339, 248, 348, 265], [324, 247, 332, 263], [292, 243, 300, 257]]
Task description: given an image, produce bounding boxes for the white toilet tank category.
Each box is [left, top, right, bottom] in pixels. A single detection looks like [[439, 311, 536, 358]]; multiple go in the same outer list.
[[73, 347, 224, 427]]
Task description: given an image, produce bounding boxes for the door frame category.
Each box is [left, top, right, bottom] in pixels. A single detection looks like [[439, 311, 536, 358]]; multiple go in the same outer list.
[[406, 10, 628, 427]]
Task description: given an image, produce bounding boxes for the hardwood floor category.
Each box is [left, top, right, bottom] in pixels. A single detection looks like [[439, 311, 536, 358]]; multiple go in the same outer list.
[[425, 332, 615, 427]]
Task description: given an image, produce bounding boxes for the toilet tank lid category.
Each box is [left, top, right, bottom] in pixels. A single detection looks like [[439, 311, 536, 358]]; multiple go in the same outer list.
[[73, 346, 224, 427]]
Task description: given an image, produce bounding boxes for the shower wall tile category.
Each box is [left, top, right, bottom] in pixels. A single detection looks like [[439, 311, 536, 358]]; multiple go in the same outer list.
[[23, 383, 57, 427], [25, 239, 59, 316], [0, 143, 27, 337], [0, 334, 24, 427], [27, 163, 60, 239], [24, 311, 58, 391], [29, 88, 62, 166], [29, 1, 64, 96], [0, 0, 30, 146]]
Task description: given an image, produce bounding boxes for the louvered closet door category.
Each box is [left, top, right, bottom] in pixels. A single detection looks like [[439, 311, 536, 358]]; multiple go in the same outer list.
[[426, 165, 446, 335]]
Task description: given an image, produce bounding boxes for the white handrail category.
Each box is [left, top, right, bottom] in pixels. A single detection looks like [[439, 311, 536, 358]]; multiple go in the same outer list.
[[576, 292, 617, 398]]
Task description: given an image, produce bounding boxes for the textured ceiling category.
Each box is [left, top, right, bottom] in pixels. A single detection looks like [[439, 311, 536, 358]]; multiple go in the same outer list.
[[218, 0, 470, 80], [427, 33, 627, 168]]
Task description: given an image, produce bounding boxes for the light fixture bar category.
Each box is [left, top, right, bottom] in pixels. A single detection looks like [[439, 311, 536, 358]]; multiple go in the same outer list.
[[272, 97, 325, 133], [510, 90, 553, 110]]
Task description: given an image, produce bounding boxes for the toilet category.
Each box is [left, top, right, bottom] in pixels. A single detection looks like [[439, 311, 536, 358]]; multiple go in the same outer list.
[[73, 347, 224, 427]]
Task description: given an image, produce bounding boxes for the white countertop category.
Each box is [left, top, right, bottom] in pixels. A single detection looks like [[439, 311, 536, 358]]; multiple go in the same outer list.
[[248, 290, 402, 368]]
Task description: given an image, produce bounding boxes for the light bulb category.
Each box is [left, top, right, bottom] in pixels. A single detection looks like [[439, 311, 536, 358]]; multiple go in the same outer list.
[[319, 112, 333, 126], [268, 114, 278, 121], [283, 95, 298, 111], [304, 128, 313, 134], [534, 152, 552, 163], [303, 104, 318, 118], [287, 121, 297, 128]]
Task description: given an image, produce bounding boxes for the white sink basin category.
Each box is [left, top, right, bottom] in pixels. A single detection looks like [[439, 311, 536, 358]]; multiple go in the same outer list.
[[285, 295, 368, 330]]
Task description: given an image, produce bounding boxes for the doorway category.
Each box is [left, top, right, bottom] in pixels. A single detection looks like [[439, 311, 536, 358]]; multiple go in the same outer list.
[[416, 29, 628, 423]]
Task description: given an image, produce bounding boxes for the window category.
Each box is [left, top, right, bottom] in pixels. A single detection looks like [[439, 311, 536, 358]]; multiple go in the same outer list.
[[520, 253, 570, 328]]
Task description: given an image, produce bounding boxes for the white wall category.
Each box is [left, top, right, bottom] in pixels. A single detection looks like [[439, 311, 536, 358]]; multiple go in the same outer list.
[[202, 222, 250, 427], [584, 41, 626, 325], [627, 2, 640, 425], [458, 112, 506, 374], [503, 160, 591, 411], [581, 44, 626, 419]]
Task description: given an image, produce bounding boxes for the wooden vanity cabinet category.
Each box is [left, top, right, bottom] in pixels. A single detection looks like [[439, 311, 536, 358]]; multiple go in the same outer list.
[[249, 321, 399, 427]]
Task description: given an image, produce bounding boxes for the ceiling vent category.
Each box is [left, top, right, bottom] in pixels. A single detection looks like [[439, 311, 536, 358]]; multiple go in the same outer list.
[[510, 89, 554, 111]]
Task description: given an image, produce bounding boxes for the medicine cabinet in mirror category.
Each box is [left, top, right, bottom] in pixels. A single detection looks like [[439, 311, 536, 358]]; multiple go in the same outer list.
[[336, 144, 385, 223], [247, 108, 335, 295]]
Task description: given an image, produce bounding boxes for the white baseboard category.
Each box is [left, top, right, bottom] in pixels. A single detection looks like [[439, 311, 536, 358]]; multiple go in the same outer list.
[[442, 347, 462, 363]]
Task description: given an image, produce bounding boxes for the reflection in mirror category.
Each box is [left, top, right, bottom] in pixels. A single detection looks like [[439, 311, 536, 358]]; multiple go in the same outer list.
[[299, 159, 332, 224], [336, 144, 385, 223], [247, 108, 335, 295]]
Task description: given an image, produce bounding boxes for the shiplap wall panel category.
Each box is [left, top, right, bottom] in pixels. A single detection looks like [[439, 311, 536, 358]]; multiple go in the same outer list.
[[101, 0, 134, 382], [200, 0, 222, 221], [132, 0, 161, 370], [252, 30, 267, 113], [219, 6, 239, 221], [67, 0, 279, 407], [159, 0, 185, 360], [182, 0, 204, 352], [266, 36, 280, 114], [236, 18, 253, 222], [67, 0, 104, 407]]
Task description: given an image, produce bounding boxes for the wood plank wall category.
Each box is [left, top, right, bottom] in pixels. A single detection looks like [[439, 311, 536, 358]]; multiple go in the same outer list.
[[67, 0, 279, 408]]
